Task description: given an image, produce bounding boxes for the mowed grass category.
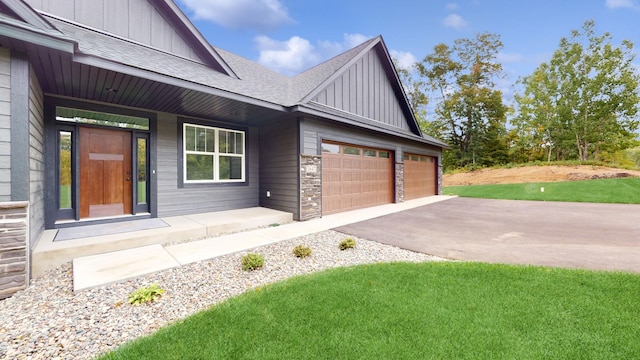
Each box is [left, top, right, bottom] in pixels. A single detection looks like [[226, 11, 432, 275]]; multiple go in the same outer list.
[[444, 177, 640, 203], [99, 262, 640, 360]]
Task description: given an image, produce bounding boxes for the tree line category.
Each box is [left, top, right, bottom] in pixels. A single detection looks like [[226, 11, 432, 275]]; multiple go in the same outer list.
[[396, 20, 640, 171]]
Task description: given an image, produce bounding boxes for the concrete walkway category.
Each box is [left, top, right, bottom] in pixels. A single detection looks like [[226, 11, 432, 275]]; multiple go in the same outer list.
[[72, 196, 455, 291]]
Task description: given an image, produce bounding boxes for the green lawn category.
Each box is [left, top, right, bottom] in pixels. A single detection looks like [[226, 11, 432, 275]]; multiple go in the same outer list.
[[443, 177, 640, 203], [138, 181, 146, 204], [99, 262, 640, 359], [59, 184, 71, 209]]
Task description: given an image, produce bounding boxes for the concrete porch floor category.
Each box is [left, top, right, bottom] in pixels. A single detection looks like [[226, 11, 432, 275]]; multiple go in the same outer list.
[[32, 207, 294, 278], [35, 196, 456, 291]]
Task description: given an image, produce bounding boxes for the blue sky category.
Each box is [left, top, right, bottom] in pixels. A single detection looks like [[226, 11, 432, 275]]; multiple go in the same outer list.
[[176, 0, 640, 98]]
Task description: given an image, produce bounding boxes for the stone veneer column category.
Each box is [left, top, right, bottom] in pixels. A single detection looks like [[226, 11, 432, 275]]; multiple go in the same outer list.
[[395, 162, 404, 203], [300, 155, 322, 220], [0, 201, 29, 299]]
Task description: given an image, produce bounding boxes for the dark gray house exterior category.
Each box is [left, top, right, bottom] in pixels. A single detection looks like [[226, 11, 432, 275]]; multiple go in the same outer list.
[[0, 0, 446, 294]]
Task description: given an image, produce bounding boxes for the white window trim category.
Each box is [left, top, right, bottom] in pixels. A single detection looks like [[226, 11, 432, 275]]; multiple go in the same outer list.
[[183, 123, 245, 183]]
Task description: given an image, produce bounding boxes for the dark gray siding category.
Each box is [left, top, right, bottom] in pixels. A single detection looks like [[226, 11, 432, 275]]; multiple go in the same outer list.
[[0, 49, 10, 201], [302, 118, 441, 160], [156, 113, 260, 217], [311, 50, 410, 131], [29, 67, 45, 247], [24, 0, 203, 63], [259, 117, 299, 219]]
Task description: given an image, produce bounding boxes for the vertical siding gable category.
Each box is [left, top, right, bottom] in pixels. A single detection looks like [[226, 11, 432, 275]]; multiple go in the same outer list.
[[23, 0, 208, 64], [76, 0, 104, 29], [104, 0, 129, 38], [128, 0, 152, 44], [311, 49, 411, 132]]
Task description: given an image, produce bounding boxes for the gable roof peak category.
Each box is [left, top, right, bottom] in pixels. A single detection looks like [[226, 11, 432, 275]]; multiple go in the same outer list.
[[287, 35, 381, 105]]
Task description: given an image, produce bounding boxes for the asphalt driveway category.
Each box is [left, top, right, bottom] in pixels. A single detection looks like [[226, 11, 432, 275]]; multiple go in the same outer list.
[[334, 197, 640, 273]]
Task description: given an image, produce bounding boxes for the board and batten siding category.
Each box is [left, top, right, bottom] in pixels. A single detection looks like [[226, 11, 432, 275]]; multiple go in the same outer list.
[[155, 113, 260, 217], [259, 118, 299, 219], [24, 0, 203, 63], [29, 66, 45, 248], [311, 49, 410, 131], [0, 48, 10, 201]]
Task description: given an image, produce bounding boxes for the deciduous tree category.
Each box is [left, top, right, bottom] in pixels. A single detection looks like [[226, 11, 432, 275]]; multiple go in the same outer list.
[[417, 33, 508, 169], [513, 20, 640, 162]]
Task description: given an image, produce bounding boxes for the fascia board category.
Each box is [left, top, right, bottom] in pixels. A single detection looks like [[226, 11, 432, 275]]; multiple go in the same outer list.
[[292, 104, 447, 148], [0, 20, 75, 53], [1, 0, 57, 31]]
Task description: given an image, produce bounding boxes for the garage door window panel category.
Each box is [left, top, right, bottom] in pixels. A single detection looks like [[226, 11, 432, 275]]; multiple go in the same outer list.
[[344, 146, 361, 155], [322, 143, 340, 153]]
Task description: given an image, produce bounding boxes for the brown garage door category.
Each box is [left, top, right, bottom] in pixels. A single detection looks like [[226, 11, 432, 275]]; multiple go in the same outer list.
[[404, 153, 437, 200], [322, 142, 393, 215]]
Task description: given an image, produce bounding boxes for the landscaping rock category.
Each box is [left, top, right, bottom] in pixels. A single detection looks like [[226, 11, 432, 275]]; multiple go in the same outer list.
[[0, 230, 442, 359]]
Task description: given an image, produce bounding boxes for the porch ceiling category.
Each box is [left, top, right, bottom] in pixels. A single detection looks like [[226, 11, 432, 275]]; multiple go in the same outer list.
[[5, 36, 285, 125]]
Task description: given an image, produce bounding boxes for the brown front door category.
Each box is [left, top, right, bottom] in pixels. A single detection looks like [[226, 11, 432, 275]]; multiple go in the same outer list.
[[79, 126, 132, 218]]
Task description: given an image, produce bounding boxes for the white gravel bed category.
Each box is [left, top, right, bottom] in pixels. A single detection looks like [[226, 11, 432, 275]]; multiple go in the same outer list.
[[0, 230, 442, 360]]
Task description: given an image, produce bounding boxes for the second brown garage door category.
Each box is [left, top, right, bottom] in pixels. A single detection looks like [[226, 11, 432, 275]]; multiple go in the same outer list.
[[322, 142, 393, 215], [404, 153, 437, 200]]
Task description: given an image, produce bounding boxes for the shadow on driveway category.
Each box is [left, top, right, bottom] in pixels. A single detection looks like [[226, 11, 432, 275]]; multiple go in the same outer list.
[[334, 197, 640, 273]]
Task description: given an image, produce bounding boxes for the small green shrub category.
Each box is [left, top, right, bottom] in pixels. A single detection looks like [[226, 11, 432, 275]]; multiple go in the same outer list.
[[339, 237, 357, 250], [292, 245, 312, 258], [128, 283, 165, 305], [242, 253, 265, 271]]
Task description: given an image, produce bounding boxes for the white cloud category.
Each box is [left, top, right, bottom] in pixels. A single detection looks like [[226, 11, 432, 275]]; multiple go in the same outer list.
[[255, 33, 373, 76], [255, 35, 319, 75], [390, 50, 417, 70], [179, 0, 293, 31], [605, 0, 639, 9], [497, 52, 525, 64], [443, 13, 467, 29]]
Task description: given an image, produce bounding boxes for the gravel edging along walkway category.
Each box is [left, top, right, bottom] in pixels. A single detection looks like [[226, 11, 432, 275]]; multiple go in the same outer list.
[[0, 230, 443, 360]]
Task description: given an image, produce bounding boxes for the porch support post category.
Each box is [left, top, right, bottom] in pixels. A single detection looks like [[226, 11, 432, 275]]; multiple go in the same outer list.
[[10, 52, 29, 201]]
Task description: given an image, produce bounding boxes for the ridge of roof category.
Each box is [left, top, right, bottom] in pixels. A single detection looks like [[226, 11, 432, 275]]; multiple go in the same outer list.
[[213, 46, 292, 104]]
